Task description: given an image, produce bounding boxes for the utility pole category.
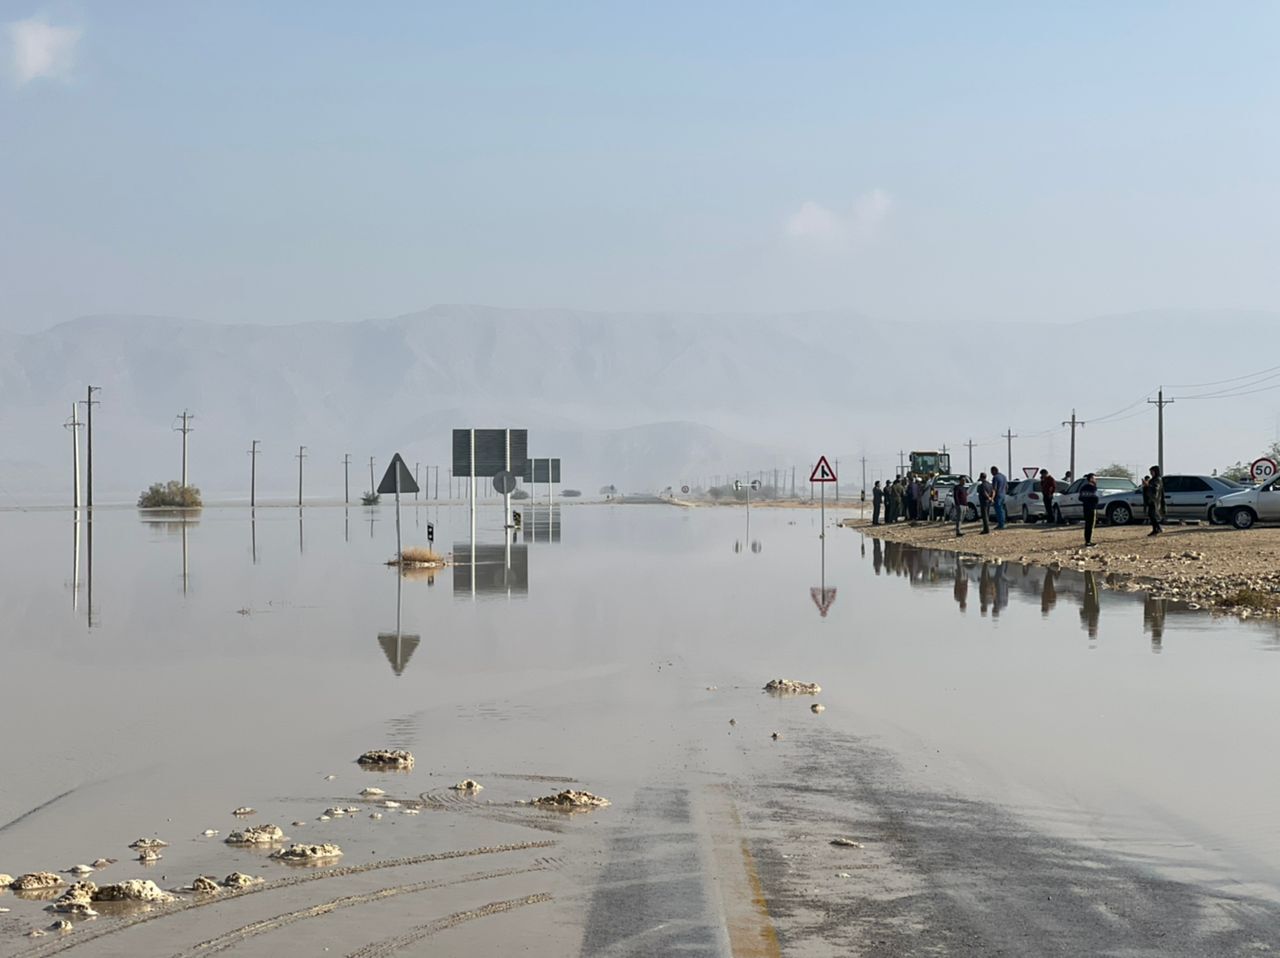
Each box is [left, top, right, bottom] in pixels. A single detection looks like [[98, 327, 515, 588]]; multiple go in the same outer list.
[[296, 446, 307, 506], [65, 404, 83, 511], [174, 410, 194, 487], [248, 440, 260, 507], [1061, 410, 1085, 480], [369, 457, 376, 497], [898, 450, 906, 476], [414, 462, 421, 501], [834, 458, 840, 502], [1003, 428, 1016, 478], [80, 386, 100, 510], [1148, 388, 1173, 477], [965, 439, 976, 478], [860, 456, 867, 495], [343, 454, 351, 504]]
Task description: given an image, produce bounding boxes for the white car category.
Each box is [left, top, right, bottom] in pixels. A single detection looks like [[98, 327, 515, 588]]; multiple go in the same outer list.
[[1053, 476, 1139, 523], [1007, 478, 1049, 523], [1212, 474, 1280, 529]]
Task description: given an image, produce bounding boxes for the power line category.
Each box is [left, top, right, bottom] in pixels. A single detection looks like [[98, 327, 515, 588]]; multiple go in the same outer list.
[[1165, 363, 1280, 390]]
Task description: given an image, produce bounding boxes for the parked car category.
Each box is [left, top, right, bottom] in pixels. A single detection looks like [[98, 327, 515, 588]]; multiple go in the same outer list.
[[1053, 476, 1138, 522], [1006, 478, 1048, 523], [1102, 474, 1247, 525], [1212, 474, 1280, 529], [925, 474, 971, 520]]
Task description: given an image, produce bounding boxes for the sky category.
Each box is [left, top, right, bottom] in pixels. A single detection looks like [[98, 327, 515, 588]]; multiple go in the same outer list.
[[3, 2, 1280, 332]]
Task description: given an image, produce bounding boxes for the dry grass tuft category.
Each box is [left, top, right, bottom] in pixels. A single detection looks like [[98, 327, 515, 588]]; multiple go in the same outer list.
[[398, 546, 442, 565]]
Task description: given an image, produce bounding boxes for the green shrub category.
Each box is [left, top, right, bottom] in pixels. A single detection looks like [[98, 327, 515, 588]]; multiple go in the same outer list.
[[137, 481, 202, 508], [361, 492, 381, 505]]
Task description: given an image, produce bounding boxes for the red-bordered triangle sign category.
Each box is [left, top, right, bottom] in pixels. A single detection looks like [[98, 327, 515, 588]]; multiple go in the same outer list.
[[810, 456, 837, 483], [1022, 467, 1038, 479], [810, 586, 837, 617]]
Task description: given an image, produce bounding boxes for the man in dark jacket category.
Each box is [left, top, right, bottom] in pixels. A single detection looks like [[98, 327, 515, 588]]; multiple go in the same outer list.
[[1080, 473, 1099, 546], [1145, 465, 1164, 536], [953, 477, 969, 537], [1040, 469, 1057, 524], [872, 480, 883, 525], [976, 472, 993, 534]]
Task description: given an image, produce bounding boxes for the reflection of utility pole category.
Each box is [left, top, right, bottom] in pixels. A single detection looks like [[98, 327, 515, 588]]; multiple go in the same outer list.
[[296, 446, 307, 506], [65, 404, 83, 510], [1003, 428, 1016, 478], [1061, 411, 1086, 479], [81, 386, 101, 510], [174, 410, 194, 487], [343, 454, 351, 504], [1148, 388, 1173, 478], [248, 440, 260, 507]]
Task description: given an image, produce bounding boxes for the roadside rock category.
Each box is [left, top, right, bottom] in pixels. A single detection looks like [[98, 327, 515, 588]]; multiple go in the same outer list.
[[225, 824, 286, 845], [811, 703, 826, 713], [270, 843, 343, 863], [356, 749, 414, 769], [48, 901, 97, 919], [191, 876, 221, 894], [91, 859, 116, 869], [221, 872, 264, 889], [128, 838, 168, 850], [531, 789, 610, 809], [359, 787, 386, 797], [451, 779, 483, 792], [136, 849, 162, 863], [771, 732, 782, 740], [830, 838, 864, 848], [66, 864, 95, 876], [232, 807, 255, 816], [47, 920, 74, 932], [764, 678, 822, 695], [92, 880, 176, 904], [10, 872, 65, 891], [0, 874, 14, 887], [53, 881, 97, 906]]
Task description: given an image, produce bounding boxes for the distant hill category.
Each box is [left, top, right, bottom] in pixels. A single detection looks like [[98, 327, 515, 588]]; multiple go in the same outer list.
[[2, 306, 1278, 504]]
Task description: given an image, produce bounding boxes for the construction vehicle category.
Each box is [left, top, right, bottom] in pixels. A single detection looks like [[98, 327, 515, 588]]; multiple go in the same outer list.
[[910, 450, 951, 476]]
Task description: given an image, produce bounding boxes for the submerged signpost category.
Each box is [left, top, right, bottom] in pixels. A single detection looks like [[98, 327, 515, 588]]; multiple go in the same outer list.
[[377, 452, 419, 565]]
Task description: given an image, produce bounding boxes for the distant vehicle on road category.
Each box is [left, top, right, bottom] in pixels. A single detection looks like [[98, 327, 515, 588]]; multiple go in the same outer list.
[[1212, 474, 1280, 529], [1103, 474, 1246, 525], [1053, 476, 1138, 523]]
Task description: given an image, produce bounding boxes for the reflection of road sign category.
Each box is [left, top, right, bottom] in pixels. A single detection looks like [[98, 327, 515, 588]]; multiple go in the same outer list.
[[1023, 467, 1038, 479], [1251, 458, 1278, 482], [493, 471, 517, 494], [810, 586, 837, 617], [426, 522, 434, 544], [377, 453, 419, 494], [681, 485, 689, 494], [377, 632, 420, 676], [810, 457, 837, 483]]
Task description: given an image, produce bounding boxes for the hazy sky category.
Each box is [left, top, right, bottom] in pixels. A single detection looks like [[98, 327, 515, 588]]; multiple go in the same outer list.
[[4, 2, 1280, 332]]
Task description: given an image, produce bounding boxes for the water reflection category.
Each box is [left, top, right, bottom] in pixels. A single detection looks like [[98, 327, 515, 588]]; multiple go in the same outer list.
[[451, 538, 529, 597], [520, 504, 561, 543], [1081, 570, 1100, 641], [140, 511, 200, 596], [376, 571, 421, 676], [251, 509, 258, 563]]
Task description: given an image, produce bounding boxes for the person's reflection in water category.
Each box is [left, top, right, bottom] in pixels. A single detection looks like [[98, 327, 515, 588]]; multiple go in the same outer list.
[[884, 541, 904, 577], [1144, 595, 1167, 653], [953, 560, 969, 613], [978, 562, 995, 617], [1080, 570, 1101, 640], [993, 563, 1009, 618], [872, 538, 884, 575], [1040, 566, 1059, 616]]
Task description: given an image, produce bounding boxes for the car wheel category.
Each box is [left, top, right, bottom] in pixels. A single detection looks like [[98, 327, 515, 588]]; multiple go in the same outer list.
[[1206, 506, 1218, 525], [967, 505, 978, 522], [1108, 502, 1132, 526], [1231, 507, 1256, 530], [1021, 505, 1030, 524]]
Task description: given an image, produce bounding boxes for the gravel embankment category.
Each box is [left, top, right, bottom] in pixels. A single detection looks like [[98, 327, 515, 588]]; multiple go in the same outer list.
[[841, 517, 1280, 617]]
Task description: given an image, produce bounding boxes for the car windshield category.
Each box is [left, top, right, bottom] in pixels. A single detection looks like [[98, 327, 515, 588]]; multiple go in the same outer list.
[[1098, 478, 1137, 491], [1217, 477, 1244, 488]]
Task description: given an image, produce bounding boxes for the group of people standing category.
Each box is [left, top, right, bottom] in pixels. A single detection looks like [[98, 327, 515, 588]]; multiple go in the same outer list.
[[869, 465, 1167, 547]]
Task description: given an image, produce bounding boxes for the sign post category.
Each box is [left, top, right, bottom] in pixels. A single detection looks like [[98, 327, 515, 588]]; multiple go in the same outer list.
[[377, 453, 419, 565], [810, 456, 837, 537], [1251, 457, 1278, 483]]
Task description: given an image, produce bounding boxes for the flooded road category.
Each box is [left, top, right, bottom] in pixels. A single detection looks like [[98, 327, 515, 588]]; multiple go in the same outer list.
[[1, 503, 1279, 955]]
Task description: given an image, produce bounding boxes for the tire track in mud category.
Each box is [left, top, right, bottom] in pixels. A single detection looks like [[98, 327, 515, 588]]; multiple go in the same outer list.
[[344, 894, 553, 958], [168, 864, 548, 958], [23, 841, 556, 957]]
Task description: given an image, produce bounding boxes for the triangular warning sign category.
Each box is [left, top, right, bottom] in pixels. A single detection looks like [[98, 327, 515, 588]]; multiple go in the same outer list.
[[1023, 467, 1039, 479], [377, 453, 419, 494], [377, 632, 421, 676], [810, 456, 837, 483], [810, 587, 837, 617]]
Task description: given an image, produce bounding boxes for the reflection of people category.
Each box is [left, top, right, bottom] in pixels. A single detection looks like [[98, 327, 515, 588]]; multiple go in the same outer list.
[[1040, 567, 1059, 616], [1144, 595, 1166, 651], [953, 561, 968, 612], [1080, 570, 1100, 638], [872, 538, 884, 574], [978, 563, 995, 616]]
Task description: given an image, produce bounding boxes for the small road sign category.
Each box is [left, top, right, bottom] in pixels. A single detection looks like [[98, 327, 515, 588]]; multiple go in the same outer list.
[[681, 485, 689, 494], [377, 453, 419, 495], [1023, 467, 1038, 479], [426, 522, 434, 544], [1251, 457, 1278, 482], [493, 470, 517, 494], [810, 586, 837, 617], [733, 479, 742, 491], [750, 479, 761, 491], [810, 457, 837, 483]]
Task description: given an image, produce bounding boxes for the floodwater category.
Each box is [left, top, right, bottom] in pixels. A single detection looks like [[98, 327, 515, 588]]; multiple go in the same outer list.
[[2, 502, 1279, 956]]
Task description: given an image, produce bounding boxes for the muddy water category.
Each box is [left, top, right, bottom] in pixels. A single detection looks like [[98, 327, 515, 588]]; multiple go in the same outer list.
[[1, 504, 1279, 955]]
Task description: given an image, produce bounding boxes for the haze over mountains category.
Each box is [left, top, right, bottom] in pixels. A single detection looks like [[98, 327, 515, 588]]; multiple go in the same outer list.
[[2, 306, 1278, 505]]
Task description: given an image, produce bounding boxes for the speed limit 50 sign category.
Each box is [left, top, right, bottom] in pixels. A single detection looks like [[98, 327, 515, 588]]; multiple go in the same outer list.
[[1251, 457, 1278, 482]]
